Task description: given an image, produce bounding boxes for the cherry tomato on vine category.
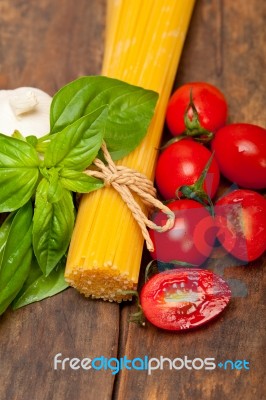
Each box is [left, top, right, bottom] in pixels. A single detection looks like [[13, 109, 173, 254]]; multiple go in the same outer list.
[[140, 269, 231, 331], [149, 199, 216, 266], [215, 189, 266, 262], [166, 82, 228, 137], [212, 123, 266, 189], [155, 139, 220, 200]]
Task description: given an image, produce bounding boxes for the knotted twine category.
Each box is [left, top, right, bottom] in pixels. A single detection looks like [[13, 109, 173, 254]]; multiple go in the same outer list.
[[85, 141, 175, 252]]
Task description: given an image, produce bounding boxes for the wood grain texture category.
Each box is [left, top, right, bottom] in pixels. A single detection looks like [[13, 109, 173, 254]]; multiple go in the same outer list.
[[0, 2, 119, 400], [115, 1, 266, 399], [0, 0, 105, 93], [0, 1, 265, 400]]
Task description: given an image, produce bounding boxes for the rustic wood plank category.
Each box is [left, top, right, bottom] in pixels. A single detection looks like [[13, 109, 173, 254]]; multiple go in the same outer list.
[[0, 2, 120, 400], [0, 1, 265, 399], [0, 291, 120, 400], [115, 1, 266, 399], [0, 0, 106, 93]]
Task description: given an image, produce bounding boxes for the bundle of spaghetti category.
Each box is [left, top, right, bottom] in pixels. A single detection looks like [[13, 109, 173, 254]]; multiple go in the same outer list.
[[65, 0, 195, 302]]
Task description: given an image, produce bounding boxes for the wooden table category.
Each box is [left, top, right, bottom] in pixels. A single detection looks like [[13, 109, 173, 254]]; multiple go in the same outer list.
[[0, 1, 265, 399]]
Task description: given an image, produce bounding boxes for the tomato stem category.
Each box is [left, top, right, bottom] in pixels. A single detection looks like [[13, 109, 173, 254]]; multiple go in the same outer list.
[[184, 90, 214, 142], [159, 260, 197, 269], [144, 260, 159, 282], [159, 135, 187, 150], [176, 153, 215, 215], [145, 260, 197, 282], [118, 290, 146, 327]]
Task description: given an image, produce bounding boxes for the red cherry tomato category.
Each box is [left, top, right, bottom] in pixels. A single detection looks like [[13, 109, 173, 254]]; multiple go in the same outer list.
[[166, 82, 228, 136], [212, 123, 266, 189], [149, 199, 216, 266], [140, 269, 231, 331], [155, 139, 220, 200], [215, 189, 266, 262]]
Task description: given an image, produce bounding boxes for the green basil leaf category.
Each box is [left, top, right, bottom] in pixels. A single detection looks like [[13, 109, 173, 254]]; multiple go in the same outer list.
[[12, 255, 69, 309], [25, 135, 38, 147], [0, 201, 33, 315], [33, 178, 75, 276], [42, 168, 64, 203], [50, 76, 158, 160], [0, 134, 40, 212], [47, 169, 63, 203], [44, 106, 107, 170], [0, 251, 32, 315], [17, 254, 43, 290], [12, 130, 26, 141], [59, 169, 104, 193], [39, 167, 64, 203], [0, 214, 15, 269]]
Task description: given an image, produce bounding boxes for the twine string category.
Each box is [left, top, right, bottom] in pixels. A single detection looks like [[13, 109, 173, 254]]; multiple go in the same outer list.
[[85, 141, 175, 251]]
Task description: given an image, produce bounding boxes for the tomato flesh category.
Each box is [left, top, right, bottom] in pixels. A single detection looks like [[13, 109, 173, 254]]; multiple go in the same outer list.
[[166, 82, 228, 136], [140, 269, 231, 331], [155, 139, 220, 200], [212, 123, 266, 189], [149, 199, 216, 266], [215, 189, 266, 262]]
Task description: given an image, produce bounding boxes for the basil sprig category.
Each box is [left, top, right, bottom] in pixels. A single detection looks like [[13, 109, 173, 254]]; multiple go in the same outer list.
[[0, 76, 158, 314], [50, 76, 158, 160]]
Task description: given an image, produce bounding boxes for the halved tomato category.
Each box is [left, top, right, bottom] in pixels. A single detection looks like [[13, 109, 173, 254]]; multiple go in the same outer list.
[[215, 189, 266, 262], [140, 269, 231, 331]]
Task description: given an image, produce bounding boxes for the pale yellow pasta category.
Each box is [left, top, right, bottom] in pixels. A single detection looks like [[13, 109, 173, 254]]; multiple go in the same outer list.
[[65, 0, 195, 301]]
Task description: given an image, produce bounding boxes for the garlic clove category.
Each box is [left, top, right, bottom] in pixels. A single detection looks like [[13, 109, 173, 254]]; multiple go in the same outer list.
[[0, 87, 52, 138]]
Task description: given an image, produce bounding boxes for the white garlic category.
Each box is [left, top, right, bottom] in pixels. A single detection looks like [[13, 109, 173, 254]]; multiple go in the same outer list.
[[9, 90, 39, 116], [0, 87, 52, 138]]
